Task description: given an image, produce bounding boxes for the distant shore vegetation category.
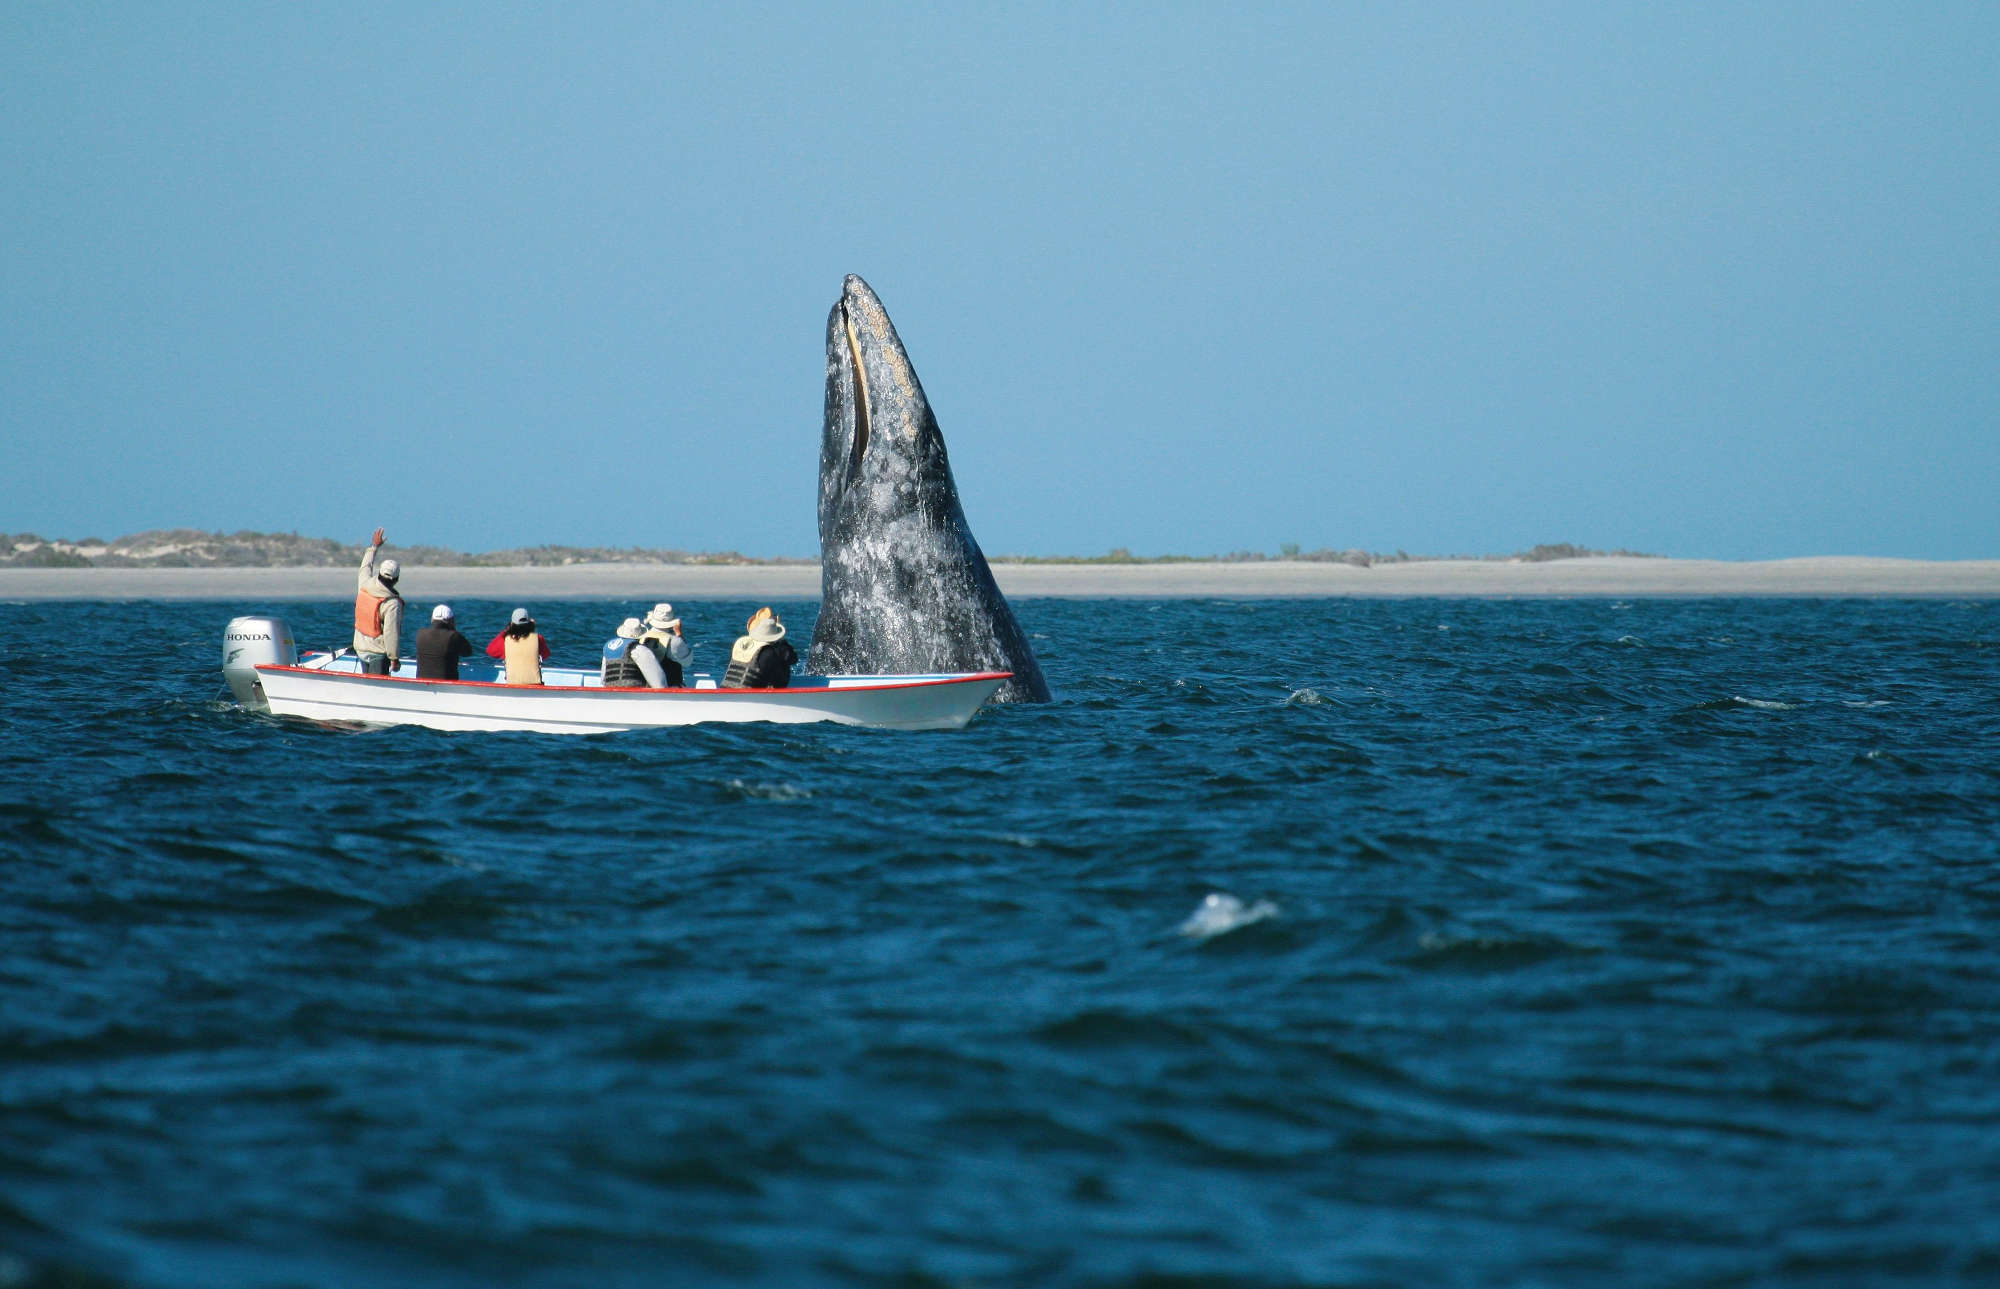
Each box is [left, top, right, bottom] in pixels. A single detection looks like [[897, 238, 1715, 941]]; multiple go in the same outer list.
[[0, 530, 817, 569], [0, 530, 1658, 570], [995, 542, 1659, 566]]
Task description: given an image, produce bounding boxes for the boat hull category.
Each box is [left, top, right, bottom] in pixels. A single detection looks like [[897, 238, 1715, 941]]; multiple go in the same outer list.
[[252, 663, 1010, 733]]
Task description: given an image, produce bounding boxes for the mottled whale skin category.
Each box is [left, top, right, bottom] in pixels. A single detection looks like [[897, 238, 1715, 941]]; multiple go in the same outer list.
[[808, 275, 1051, 703]]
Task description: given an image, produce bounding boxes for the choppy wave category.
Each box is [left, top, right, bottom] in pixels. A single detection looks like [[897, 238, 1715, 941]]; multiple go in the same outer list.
[[4, 595, 1999, 1286], [720, 778, 815, 803], [1177, 892, 1280, 940], [1730, 694, 1798, 710]]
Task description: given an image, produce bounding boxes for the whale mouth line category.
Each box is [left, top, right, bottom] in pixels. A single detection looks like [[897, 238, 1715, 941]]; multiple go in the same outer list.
[[842, 303, 870, 469]]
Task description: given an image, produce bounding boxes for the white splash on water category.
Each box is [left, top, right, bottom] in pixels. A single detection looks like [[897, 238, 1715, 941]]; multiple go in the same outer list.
[[1178, 892, 1279, 940], [1731, 696, 1797, 711], [723, 780, 814, 802], [1284, 687, 1330, 707]]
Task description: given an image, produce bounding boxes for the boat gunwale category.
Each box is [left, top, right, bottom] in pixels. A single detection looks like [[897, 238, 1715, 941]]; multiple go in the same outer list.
[[253, 663, 1013, 698]]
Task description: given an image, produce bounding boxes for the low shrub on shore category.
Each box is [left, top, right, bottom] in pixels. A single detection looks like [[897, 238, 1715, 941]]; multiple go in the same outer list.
[[1, 529, 1656, 569]]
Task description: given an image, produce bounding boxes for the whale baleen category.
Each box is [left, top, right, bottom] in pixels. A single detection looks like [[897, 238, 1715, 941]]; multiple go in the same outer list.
[[808, 275, 1051, 703]]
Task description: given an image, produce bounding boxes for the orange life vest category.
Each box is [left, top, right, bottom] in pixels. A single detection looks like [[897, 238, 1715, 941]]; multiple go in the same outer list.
[[354, 590, 392, 636]]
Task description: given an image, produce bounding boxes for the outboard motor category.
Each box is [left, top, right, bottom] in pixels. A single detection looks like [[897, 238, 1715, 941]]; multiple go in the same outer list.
[[222, 615, 297, 706]]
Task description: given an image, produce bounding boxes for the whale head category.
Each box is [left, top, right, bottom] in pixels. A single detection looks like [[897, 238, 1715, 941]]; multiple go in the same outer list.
[[818, 274, 960, 540], [810, 275, 1050, 702]]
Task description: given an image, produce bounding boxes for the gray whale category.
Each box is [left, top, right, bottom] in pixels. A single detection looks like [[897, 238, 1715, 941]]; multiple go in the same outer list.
[[808, 275, 1051, 703]]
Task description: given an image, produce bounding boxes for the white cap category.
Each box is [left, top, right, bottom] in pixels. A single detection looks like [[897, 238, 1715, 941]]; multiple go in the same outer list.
[[431, 603, 453, 622], [510, 607, 531, 625], [616, 617, 645, 639], [378, 558, 401, 582]]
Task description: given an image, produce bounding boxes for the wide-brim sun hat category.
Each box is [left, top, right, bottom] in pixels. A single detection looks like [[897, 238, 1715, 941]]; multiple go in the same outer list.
[[748, 615, 786, 644], [616, 617, 645, 639], [645, 603, 676, 631], [431, 604, 453, 622]]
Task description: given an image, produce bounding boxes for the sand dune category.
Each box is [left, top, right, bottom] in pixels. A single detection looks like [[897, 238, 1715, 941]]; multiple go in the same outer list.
[[4, 556, 1998, 601]]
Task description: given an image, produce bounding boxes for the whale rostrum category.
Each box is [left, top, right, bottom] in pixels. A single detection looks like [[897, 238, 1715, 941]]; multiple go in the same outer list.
[[808, 275, 1051, 703]]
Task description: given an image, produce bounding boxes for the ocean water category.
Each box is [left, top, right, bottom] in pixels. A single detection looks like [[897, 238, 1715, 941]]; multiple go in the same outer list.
[[4, 596, 1999, 1287]]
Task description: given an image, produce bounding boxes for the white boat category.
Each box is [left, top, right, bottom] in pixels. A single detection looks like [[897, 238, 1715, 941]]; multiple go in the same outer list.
[[222, 617, 1008, 733], [254, 653, 1009, 733]]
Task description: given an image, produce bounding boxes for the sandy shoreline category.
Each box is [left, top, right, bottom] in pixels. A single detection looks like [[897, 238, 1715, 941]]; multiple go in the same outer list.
[[4, 556, 1999, 601]]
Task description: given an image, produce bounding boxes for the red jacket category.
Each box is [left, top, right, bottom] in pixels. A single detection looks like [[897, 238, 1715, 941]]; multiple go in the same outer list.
[[486, 630, 551, 660]]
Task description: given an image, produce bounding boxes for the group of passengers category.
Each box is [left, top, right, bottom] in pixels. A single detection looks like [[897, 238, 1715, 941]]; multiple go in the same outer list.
[[599, 603, 693, 688], [595, 604, 794, 688], [351, 528, 796, 689]]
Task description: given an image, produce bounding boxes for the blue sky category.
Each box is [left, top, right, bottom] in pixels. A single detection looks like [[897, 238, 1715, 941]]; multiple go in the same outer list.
[[3, 4, 1994, 559]]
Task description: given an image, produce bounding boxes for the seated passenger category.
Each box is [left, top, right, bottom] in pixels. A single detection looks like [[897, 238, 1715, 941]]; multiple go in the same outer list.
[[601, 617, 666, 689], [415, 603, 474, 680], [486, 607, 550, 686], [723, 607, 797, 689], [639, 602, 692, 687]]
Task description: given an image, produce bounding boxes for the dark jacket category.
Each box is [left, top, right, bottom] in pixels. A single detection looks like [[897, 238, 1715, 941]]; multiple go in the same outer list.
[[415, 623, 474, 680], [724, 638, 797, 689]]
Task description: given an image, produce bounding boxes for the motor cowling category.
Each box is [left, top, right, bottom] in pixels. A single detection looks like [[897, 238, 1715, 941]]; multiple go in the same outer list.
[[222, 615, 297, 706]]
